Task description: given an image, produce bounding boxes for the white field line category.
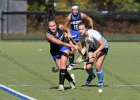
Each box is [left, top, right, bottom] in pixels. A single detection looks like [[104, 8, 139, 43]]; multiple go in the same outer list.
[[4, 84, 140, 87], [108, 84, 140, 87], [0, 84, 36, 100]]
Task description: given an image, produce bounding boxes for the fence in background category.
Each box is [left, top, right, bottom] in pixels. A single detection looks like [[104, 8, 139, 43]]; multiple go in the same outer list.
[[0, 0, 27, 35], [0, 11, 140, 41]]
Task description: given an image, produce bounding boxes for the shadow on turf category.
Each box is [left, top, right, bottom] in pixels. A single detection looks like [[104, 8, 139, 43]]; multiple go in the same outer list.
[[52, 67, 85, 73], [49, 86, 92, 91], [72, 68, 85, 70], [80, 84, 108, 87], [49, 86, 72, 90]]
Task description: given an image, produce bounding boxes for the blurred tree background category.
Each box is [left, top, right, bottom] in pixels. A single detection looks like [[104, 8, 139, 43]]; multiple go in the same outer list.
[[26, 0, 140, 34], [27, 0, 140, 11], [27, 0, 46, 11]]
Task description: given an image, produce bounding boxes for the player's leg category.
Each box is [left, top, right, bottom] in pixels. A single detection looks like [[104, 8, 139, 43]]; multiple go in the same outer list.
[[96, 48, 108, 87], [50, 54, 64, 90], [68, 29, 79, 70], [96, 53, 106, 87], [67, 48, 76, 70], [69, 47, 76, 65], [51, 54, 64, 91], [51, 54, 61, 72], [58, 51, 67, 91], [85, 51, 96, 85], [59, 47, 75, 90], [61, 50, 75, 89]]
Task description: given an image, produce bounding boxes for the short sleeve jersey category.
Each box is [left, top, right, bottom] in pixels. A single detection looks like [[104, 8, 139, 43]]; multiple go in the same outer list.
[[80, 29, 109, 49]]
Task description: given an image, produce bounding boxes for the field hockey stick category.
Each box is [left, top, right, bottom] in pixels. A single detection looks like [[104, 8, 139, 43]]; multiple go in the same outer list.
[[67, 56, 95, 67], [52, 57, 88, 73], [69, 38, 86, 59], [52, 67, 59, 73], [52, 53, 89, 73], [52, 56, 95, 72]]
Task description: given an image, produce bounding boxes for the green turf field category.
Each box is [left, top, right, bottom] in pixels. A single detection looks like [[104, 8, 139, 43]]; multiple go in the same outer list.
[[0, 41, 140, 100]]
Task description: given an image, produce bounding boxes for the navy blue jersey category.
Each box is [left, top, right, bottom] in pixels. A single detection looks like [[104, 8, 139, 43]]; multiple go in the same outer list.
[[70, 12, 83, 30], [47, 28, 65, 55]]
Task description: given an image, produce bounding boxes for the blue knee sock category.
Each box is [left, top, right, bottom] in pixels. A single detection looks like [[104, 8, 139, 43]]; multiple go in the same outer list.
[[97, 70, 104, 85]]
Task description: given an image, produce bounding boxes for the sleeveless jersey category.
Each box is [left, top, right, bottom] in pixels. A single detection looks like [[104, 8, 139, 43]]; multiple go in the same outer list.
[[70, 12, 83, 30], [47, 28, 65, 52]]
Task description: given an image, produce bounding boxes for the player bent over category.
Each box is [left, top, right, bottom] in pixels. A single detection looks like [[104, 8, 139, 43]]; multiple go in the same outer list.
[[77, 21, 109, 88], [46, 17, 77, 91]]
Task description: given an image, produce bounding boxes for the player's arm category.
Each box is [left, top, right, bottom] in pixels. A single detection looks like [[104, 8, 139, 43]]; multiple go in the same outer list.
[[76, 41, 87, 63], [93, 38, 106, 57], [59, 24, 75, 48], [78, 41, 86, 55], [64, 15, 71, 27], [46, 32, 76, 49], [81, 12, 93, 29], [64, 15, 74, 38], [77, 41, 87, 60], [59, 24, 72, 38]]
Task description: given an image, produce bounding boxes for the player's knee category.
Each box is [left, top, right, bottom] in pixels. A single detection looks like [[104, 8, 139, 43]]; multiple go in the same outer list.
[[95, 63, 102, 71], [60, 61, 67, 67], [86, 64, 93, 69]]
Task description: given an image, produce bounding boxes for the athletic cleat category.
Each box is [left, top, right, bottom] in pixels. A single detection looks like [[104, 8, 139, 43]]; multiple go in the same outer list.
[[67, 65, 74, 70], [58, 84, 64, 91], [70, 74, 75, 83], [70, 63, 76, 66], [70, 81, 76, 89], [83, 62, 86, 69], [85, 74, 96, 86]]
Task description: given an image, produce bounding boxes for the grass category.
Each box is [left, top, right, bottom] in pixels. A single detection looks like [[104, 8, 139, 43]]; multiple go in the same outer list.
[[0, 41, 140, 100], [1, 33, 140, 42], [103, 33, 140, 42]]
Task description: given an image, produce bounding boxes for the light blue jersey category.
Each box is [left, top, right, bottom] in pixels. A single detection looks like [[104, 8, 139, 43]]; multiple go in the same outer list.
[[80, 29, 109, 49]]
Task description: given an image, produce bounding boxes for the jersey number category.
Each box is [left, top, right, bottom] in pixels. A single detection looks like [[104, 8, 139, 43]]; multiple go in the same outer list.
[[74, 24, 78, 30]]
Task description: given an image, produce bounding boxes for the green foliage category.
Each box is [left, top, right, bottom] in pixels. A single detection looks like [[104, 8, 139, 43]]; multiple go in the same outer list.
[[55, 0, 140, 11], [27, 0, 140, 11], [28, 0, 46, 11], [55, 0, 97, 11], [113, 0, 140, 11], [29, 2, 46, 11]]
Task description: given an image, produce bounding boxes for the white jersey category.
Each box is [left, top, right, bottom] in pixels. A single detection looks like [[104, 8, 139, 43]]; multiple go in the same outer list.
[[79, 29, 109, 49]]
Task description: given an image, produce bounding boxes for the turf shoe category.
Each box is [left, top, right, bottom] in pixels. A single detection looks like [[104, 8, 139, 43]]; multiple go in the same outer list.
[[83, 62, 86, 69], [67, 63, 75, 70], [85, 74, 96, 86], [70, 81, 76, 89], [70, 74, 75, 83], [58, 84, 64, 91]]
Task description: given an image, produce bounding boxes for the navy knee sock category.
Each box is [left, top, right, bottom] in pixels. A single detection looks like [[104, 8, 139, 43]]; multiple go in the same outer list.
[[69, 54, 75, 64], [86, 68, 95, 78], [65, 70, 73, 82], [59, 69, 66, 85]]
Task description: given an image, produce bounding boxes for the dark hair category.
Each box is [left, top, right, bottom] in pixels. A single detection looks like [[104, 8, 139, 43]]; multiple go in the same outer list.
[[46, 16, 59, 31], [78, 21, 89, 29], [47, 17, 58, 26]]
